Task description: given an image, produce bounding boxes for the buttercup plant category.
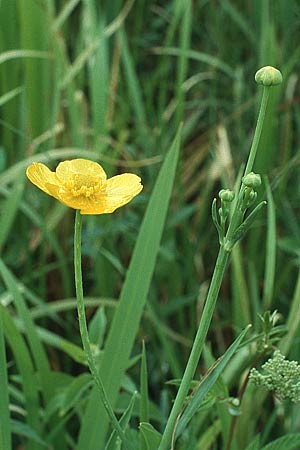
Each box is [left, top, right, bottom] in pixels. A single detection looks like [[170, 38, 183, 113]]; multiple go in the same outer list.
[[26, 159, 142, 450], [26, 66, 283, 449], [157, 65, 283, 450]]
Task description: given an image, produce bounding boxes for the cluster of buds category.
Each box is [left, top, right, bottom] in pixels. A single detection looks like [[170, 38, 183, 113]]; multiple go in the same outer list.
[[250, 350, 300, 403], [218, 189, 235, 229], [241, 172, 261, 209], [212, 189, 235, 245], [212, 173, 264, 251], [211, 65, 282, 252]]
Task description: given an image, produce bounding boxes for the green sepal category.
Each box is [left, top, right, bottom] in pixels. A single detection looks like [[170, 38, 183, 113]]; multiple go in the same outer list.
[[212, 198, 224, 245], [224, 201, 267, 251]]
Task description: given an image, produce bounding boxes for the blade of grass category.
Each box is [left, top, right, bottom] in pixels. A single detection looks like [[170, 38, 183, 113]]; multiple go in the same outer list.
[[118, 28, 147, 127], [231, 244, 251, 329], [17, 0, 52, 137], [83, 1, 109, 144], [175, 0, 192, 127], [175, 325, 251, 440], [0, 306, 12, 450], [77, 126, 181, 450], [1, 305, 42, 450], [0, 258, 51, 398], [0, 86, 23, 107], [0, 176, 25, 253], [104, 392, 137, 450], [140, 342, 149, 425], [262, 177, 276, 309]]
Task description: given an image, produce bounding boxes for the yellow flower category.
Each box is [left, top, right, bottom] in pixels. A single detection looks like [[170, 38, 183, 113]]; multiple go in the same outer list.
[[26, 158, 143, 214]]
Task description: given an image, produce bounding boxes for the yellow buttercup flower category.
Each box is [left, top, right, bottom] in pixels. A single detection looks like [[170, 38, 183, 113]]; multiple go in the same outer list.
[[26, 158, 143, 214]]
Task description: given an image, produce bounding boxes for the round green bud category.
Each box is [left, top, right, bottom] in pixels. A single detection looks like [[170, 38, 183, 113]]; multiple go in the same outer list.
[[242, 172, 261, 189], [218, 189, 235, 202], [255, 66, 282, 86]]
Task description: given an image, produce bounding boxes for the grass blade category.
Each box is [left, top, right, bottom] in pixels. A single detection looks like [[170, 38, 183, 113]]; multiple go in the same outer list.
[[261, 433, 300, 450], [263, 177, 276, 309], [140, 341, 149, 425], [0, 306, 12, 450], [1, 306, 42, 450], [175, 325, 251, 439]]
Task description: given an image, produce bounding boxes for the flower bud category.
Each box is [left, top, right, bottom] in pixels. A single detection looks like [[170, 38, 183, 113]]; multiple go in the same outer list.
[[255, 66, 282, 86], [218, 189, 235, 202], [242, 172, 261, 189]]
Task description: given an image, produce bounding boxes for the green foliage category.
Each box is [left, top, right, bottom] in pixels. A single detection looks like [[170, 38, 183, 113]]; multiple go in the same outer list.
[[1, 1, 300, 449]]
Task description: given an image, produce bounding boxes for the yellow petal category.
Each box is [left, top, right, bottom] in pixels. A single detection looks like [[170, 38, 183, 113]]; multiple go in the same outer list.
[[80, 173, 143, 214], [56, 159, 107, 184], [26, 163, 61, 198], [56, 190, 96, 211]]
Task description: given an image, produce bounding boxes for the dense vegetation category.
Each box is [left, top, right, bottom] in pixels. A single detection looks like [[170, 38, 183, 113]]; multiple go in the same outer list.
[[1, 1, 300, 449]]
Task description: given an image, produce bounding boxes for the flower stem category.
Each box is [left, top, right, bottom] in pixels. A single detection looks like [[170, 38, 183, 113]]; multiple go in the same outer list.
[[225, 86, 270, 242], [158, 85, 271, 450], [244, 86, 270, 176], [74, 210, 132, 450], [158, 246, 229, 450]]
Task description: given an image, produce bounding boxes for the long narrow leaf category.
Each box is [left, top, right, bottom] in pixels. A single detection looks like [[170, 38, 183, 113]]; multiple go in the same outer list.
[[175, 325, 251, 438], [0, 306, 11, 450], [261, 433, 300, 450], [1, 306, 41, 450], [263, 177, 276, 308]]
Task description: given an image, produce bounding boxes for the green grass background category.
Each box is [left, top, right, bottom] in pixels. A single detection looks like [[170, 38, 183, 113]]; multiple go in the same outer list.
[[1, 1, 300, 449]]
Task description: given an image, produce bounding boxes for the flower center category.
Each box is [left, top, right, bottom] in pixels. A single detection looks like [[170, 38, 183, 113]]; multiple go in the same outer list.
[[64, 173, 103, 198]]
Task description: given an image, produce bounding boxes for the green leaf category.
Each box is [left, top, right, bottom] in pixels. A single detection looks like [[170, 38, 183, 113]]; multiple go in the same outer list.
[[11, 420, 47, 447], [139, 423, 162, 450], [176, 325, 251, 438], [77, 127, 181, 450], [244, 435, 261, 450], [104, 392, 137, 450], [0, 176, 25, 253], [0, 259, 51, 401], [89, 306, 107, 349], [0, 307, 11, 450], [1, 305, 41, 450], [263, 177, 276, 309], [60, 373, 92, 416], [261, 434, 300, 450], [140, 342, 149, 424]]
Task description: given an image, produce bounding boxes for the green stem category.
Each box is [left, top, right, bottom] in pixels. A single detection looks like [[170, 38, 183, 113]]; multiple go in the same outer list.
[[244, 86, 270, 176], [74, 210, 132, 450], [158, 247, 229, 450], [159, 85, 271, 450], [226, 86, 270, 241]]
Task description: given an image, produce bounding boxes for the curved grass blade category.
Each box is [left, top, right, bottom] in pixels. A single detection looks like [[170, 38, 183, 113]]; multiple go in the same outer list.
[[175, 325, 251, 440]]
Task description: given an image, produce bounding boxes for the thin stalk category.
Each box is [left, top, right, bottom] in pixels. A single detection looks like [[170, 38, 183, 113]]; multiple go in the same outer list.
[[244, 86, 270, 176], [74, 210, 133, 450], [158, 247, 229, 450], [159, 84, 272, 450], [226, 86, 271, 241]]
